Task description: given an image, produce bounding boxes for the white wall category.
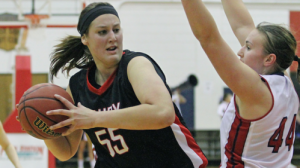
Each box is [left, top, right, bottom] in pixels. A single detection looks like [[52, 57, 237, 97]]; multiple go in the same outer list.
[[0, 0, 299, 130]]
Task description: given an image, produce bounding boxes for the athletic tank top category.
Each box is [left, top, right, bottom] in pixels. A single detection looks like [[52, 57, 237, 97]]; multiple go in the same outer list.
[[70, 50, 208, 168], [220, 73, 299, 168]]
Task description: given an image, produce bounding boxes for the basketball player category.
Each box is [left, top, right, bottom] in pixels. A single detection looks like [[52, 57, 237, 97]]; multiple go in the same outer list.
[[45, 2, 207, 168], [181, 0, 299, 167], [0, 121, 22, 168]]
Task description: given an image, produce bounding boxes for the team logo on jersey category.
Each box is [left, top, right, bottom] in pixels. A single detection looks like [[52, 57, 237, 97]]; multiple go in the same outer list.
[[33, 117, 61, 137], [98, 102, 120, 112]]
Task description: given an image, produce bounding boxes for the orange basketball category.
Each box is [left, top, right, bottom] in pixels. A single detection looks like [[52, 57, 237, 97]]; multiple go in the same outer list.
[[17, 83, 73, 140]]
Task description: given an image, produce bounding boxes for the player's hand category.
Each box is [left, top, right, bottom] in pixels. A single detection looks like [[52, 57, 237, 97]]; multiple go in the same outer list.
[[15, 116, 25, 131], [15, 104, 20, 121], [46, 94, 97, 136], [15, 104, 20, 122], [15, 104, 25, 131]]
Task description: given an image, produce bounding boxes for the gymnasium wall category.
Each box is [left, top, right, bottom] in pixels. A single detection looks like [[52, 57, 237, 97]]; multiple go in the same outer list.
[[0, 0, 299, 130]]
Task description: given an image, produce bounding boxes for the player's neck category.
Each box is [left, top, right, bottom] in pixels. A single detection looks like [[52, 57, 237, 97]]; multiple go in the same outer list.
[[95, 69, 106, 86]]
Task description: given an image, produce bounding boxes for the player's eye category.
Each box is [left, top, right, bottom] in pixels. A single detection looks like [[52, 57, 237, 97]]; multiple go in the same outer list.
[[113, 29, 120, 33], [98, 30, 107, 35]]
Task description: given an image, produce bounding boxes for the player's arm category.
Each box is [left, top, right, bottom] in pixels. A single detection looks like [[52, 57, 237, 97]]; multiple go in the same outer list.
[[44, 86, 83, 161], [48, 56, 175, 132], [0, 121, 22, 168], [44, 128, 82, 161], [181, 0, 269, 109], [93, 56, 175, 130], [221, 0, 255, 45]]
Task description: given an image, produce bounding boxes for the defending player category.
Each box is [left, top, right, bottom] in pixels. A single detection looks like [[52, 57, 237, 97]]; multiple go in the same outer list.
[[181, 0, 299, 167]]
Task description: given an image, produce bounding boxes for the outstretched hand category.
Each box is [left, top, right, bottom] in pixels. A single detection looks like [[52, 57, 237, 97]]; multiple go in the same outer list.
[[15, 104, 25, 131], [46, 94, 97, 136]]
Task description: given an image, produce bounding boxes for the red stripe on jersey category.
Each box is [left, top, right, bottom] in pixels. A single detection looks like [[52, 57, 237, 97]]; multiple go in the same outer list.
[[174, 116, 208, 168], [86, 52, 125, 95], [235, 76, 274, 122], [87, 68, 117, 95], [225, 116, 250, 168]]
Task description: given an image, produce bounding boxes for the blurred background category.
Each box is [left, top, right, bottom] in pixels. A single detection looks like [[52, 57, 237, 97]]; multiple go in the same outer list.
[[0, 0, 300, 167]]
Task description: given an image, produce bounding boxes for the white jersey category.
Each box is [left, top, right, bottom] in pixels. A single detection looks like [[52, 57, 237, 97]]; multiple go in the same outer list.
[[220, 74, 299, 168]]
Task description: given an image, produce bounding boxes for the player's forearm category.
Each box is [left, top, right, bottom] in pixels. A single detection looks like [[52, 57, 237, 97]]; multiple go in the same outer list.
[[181, 0, 220, 42], [93, 104, 175, 130], [221, 0, 255, 44], [44, 129, 82, 161], [222, 0, 254, 29], [5, 143, 22, 168]]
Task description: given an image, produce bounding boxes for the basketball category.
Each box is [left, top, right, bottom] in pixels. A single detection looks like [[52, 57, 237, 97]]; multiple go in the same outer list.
[[17, 83, 73, 140]]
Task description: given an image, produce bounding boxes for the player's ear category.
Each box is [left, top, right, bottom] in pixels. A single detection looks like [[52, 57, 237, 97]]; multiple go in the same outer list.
[[81, 34, 88, 45], [264, 53, 276, 67]]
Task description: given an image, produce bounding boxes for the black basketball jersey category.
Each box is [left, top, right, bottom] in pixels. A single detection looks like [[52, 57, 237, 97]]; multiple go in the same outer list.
[[69, 50, 207, 168]]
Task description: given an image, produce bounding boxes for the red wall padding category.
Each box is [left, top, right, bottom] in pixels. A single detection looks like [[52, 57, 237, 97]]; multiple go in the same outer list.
[[289, 11, 300, 72], [4, 55, 31, 133]]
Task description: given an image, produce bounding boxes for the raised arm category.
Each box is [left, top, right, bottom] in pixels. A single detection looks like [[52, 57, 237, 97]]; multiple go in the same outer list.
[[221, 0, 255, 45], [181, 0, 221, 44], [181, 0, 272, 119], [0, 121, 22, 168], [222, 0, 294, 83]]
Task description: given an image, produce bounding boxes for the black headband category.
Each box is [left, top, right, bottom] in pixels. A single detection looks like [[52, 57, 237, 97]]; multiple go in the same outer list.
[[77, 5, 119, 36]]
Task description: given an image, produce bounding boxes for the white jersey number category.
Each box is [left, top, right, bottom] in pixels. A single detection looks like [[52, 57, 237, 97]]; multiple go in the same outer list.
[[95, 128, 129, 157], [268, 114, 296, 153]]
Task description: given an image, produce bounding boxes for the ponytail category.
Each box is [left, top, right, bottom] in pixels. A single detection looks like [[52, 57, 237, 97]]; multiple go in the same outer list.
[[49, 35, 94, 82], [50, 2, 115, 82]]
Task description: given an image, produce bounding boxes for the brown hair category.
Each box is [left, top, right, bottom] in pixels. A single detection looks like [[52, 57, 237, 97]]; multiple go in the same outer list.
[[49, 2, 114, 81], [256, 22, 297, 72]]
